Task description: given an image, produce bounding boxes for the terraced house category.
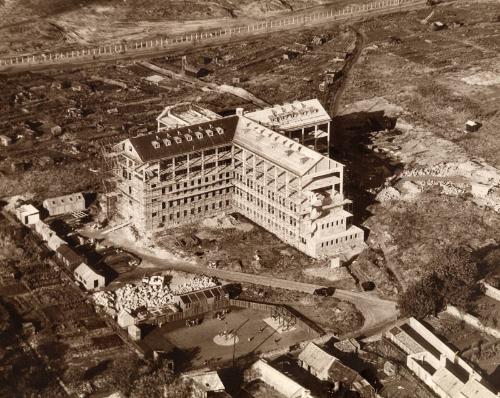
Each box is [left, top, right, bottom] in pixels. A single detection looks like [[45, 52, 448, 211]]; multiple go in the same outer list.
[[112, 100, 363, 258]]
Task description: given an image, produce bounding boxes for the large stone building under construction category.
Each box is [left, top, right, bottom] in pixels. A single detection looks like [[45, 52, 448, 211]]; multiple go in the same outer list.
[[113, 100, 363, 258]]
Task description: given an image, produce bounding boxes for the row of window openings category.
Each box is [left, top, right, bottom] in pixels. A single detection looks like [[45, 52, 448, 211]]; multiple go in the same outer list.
[[321, 220, 344, 228], [160, 188, 233, 207], [321, 234, 358, 247], [235, 189, 297, 226], [152, 172, 233, 191], [234, 202, 296, 238], [153, 200, 231, 219], [234, 184, 297, 212]]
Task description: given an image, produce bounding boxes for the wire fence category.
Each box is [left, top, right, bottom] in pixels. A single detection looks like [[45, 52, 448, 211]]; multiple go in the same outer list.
[[0, 0, 423, 68]]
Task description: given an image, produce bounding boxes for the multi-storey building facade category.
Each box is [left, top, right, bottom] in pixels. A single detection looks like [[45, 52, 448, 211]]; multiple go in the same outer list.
[[113, 100, 363, 258]]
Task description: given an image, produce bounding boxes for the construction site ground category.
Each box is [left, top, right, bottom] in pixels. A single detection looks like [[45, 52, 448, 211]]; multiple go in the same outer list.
[[80, 222, 368, 336]]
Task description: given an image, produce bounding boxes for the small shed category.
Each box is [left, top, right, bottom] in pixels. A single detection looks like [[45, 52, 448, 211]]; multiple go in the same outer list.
[[174, 286, 227, 311], [43, 192, 85, 216], [298, 342, 336, 381], [15, 204, 40, 226], [39, 122, 62, 136], [56, 244, 84, 271], [74, 263, 106, 290], [465, 120, 481, 133], [0, 135, 12, 146]]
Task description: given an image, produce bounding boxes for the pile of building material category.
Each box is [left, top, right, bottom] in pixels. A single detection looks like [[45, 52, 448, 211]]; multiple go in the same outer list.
[[92, 274, 219, 314]]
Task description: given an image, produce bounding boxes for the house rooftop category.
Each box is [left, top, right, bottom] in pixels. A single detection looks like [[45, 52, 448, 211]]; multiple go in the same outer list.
[[17, 204, 39, 215], [298, 342, 336, 376], [183, 370, 225, 392], [43, 192, 84, 207], [56, 244, 84, 265]]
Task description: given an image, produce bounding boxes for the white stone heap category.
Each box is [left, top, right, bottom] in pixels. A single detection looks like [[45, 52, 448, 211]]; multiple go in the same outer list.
[[92, 274, 219, 314]]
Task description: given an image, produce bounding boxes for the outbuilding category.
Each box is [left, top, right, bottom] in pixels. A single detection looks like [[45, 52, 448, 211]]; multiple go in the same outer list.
[[183, 370, 226, 398], [74, 263, 106, 290], [15, 204, 40, 226], [0, 135, 12, 146], [39, 122, 62, 136], [56, 244, 84, 271], [174, 286, 227, 311], [465, 120, 481, 133], [43, 192, 85, 216], [298, 342, 336, 381]]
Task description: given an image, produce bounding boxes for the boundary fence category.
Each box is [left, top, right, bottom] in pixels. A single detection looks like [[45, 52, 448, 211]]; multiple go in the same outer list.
[[230, 298, 324, 338], [0, 0, 423, 68], [140, 297, 324, 338]]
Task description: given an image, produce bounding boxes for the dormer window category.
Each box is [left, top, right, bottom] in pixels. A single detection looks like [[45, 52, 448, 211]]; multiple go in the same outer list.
[[174, 137, 182, 144], [185, 134, 192, 141], [152, 140, 160, 149], [163, 138, 171, 146], [206, 130, 214, 137], [215, 127, 224, 135], [195, 132, 203, 139]]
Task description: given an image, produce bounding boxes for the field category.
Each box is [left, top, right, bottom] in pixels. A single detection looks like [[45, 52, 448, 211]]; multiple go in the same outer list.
[[0, 0, 373, 57]]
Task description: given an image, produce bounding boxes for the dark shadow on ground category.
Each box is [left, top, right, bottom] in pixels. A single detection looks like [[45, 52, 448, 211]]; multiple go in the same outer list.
[[331, 111, 403, 229]]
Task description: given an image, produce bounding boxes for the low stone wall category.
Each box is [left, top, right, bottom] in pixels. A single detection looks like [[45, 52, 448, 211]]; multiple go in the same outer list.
[[445, 305, 500, 339]]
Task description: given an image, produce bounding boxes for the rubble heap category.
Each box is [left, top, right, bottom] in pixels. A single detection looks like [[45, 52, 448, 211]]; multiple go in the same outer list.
[[92, 274, 219, 313]]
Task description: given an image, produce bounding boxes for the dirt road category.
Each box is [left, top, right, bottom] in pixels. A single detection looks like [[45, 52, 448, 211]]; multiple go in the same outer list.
[[111, 243, 398, 337]]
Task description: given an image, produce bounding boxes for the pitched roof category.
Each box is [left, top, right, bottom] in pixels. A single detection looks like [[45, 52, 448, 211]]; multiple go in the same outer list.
[[56, 244, 84, 265], [461, 379, 497, 398], [75, 263, 104, 280], [17, 204, 39, 216], [128, 116, 239, 162], [234, 117, 323, 176], [186, 370, 225, 392], [298, 342, 336, 375], [245, 99, 331, 131], [43, 192, 85, 208]]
